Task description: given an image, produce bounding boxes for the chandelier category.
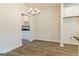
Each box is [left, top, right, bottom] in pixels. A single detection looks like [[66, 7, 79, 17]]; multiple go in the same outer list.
[[22, 4, 40, 16], [28, 8, 40, 16]]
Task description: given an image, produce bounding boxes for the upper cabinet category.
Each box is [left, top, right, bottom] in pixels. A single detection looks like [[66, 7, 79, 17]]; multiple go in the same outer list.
[[72, 6, 79, 16], [64, 7, 73, 17], [64, 6, 79, 17]]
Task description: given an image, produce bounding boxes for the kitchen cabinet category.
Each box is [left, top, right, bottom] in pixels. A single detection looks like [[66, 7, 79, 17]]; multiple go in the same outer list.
[[72, 6, 79, 16], [64, 6, 79, 17], [64, 7, 73, 17], [22, 31, 32, 41]]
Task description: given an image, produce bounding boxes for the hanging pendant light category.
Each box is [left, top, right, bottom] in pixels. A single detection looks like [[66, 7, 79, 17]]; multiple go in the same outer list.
[[21, 4, 40, 16], [28, 8, 40, 16]]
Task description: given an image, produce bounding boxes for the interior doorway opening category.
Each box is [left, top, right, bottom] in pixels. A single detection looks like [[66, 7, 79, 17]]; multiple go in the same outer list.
[[21, 14, 32, 42]]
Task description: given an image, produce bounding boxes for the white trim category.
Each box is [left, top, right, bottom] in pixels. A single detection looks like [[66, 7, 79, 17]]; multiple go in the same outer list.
[[60, 43, 64, 47], [60, 3, 64, 47], [0, 44, 22, 53], [52, 39, 78, 45], [33, 38, 78, 45]]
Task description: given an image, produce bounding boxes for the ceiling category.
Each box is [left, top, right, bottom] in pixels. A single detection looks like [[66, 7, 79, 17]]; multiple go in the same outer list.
[[25, 3, 60, 10]]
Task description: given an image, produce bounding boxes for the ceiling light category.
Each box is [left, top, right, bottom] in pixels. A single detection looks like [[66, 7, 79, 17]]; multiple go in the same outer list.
[[28, 8, 40, 16]]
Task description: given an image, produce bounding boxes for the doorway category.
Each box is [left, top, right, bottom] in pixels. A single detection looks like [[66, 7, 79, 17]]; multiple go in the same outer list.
[[21, 14, 32, 42]]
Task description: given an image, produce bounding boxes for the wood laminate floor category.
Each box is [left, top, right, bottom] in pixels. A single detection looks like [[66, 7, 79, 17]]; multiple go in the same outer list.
[[0, 39, 78, 56]]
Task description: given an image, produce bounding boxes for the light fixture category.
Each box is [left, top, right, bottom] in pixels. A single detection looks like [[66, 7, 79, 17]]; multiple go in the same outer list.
[[28, 8, 40, 16], [21, 4, 40, 16]]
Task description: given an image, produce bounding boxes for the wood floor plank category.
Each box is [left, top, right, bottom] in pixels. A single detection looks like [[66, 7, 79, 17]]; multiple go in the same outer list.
[[0, 40, 78, 56]]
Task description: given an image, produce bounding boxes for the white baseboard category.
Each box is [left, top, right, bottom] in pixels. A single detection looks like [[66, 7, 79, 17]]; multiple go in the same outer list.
[[32, 38, 78, 45], [0, 44, 22, 53], [60, 43, 64, 47]]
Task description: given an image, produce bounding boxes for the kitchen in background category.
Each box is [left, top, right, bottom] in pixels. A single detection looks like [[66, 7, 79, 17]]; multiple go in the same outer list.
[[22, 14, 32, 41]]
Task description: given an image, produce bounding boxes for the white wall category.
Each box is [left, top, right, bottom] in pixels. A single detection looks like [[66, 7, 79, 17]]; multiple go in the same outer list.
[[0, 3, 27, 53], [29, 16, 38, 40], [35, 9, 52, 40], [31, 6, 61, 42]]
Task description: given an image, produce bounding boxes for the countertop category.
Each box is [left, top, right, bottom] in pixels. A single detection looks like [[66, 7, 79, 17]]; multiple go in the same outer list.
[[22, 25, 30, 31]]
